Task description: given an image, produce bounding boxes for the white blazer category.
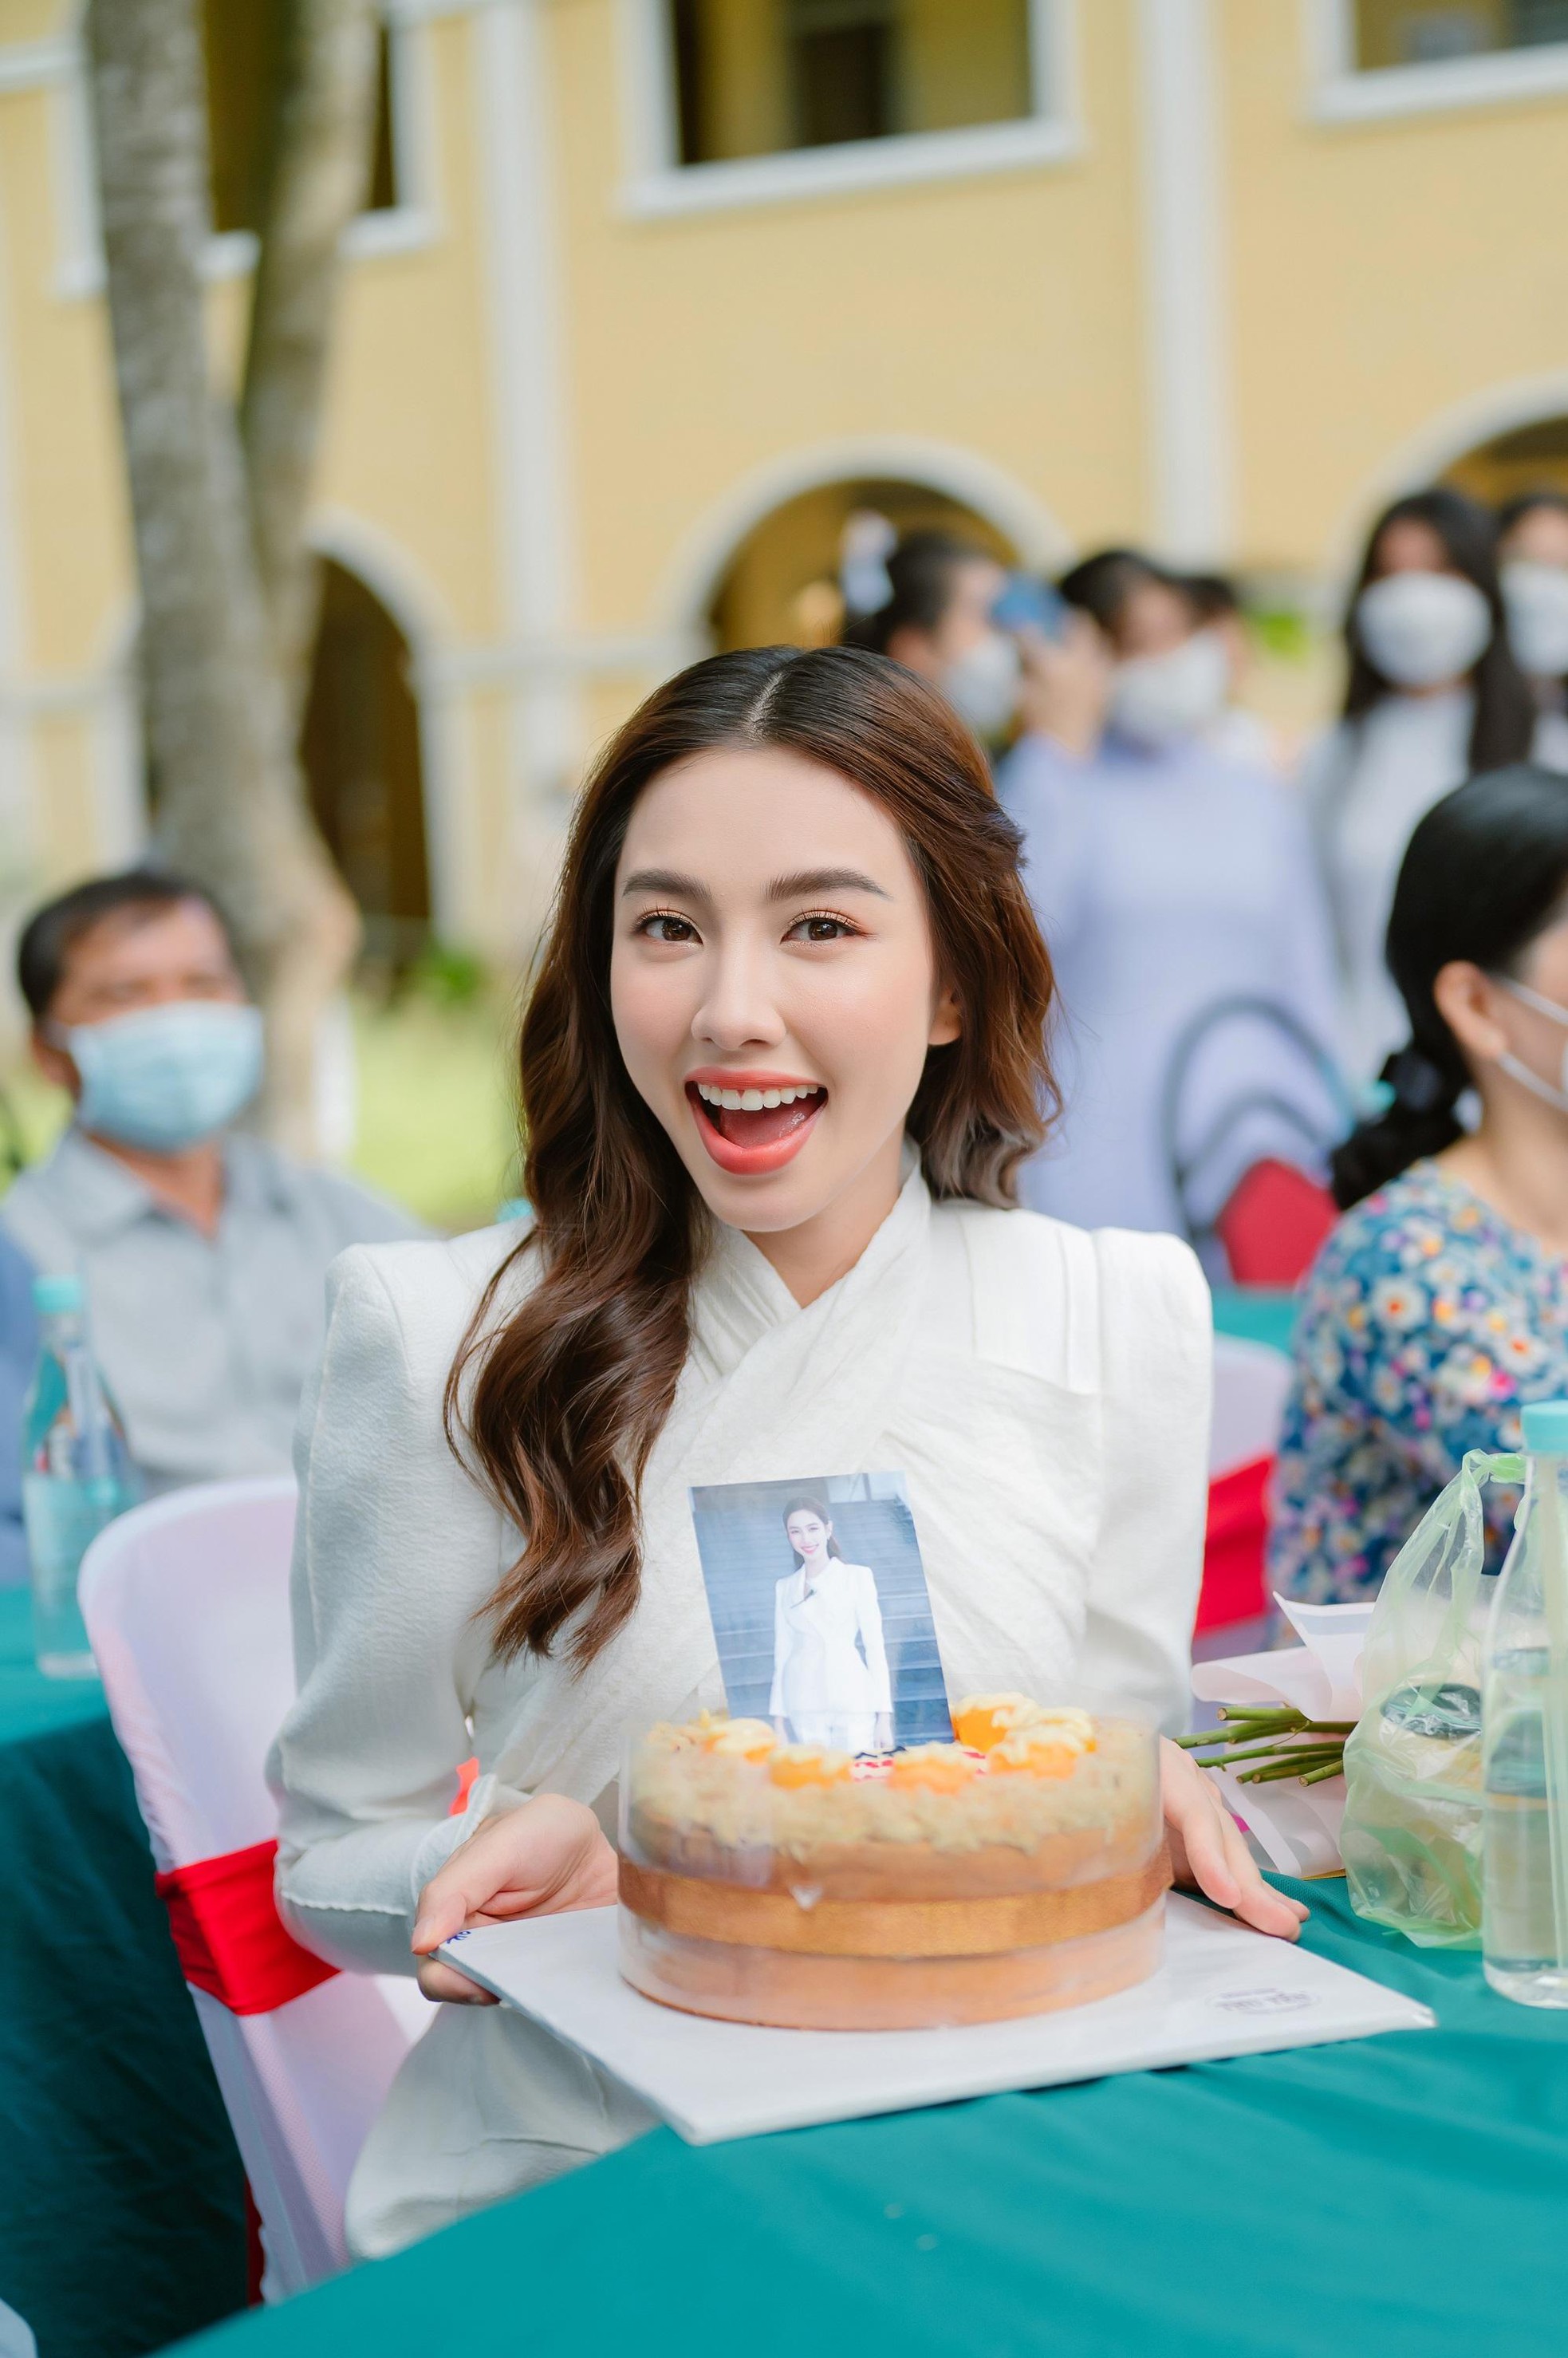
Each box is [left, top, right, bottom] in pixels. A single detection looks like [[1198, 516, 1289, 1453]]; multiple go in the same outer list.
[[770, 1557, 892, 1718], [266, 1165, 1211, 2257]]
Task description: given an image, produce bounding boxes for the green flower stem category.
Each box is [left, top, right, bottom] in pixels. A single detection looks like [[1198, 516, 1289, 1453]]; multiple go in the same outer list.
[[1298, 1760, 1347, 1786], [1190, 1737, 1343, 1768], [1237, 1752, 1344, 1784]]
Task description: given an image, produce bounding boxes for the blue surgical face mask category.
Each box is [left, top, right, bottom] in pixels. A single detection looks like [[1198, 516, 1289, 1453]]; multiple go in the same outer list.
[[59, 1001, 265, 1152]]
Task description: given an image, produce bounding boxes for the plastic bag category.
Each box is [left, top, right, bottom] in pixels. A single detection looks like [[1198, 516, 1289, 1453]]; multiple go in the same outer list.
[[1341, 1447, 1523, 1948]]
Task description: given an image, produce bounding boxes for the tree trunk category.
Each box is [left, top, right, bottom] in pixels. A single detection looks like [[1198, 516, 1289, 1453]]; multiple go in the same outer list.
[[242, 0, 380, 713], [85, 0, 362, 1156]]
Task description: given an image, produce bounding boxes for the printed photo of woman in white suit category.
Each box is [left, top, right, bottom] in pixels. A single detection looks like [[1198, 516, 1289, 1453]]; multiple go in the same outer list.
[[769, 1495, 893, 1755]]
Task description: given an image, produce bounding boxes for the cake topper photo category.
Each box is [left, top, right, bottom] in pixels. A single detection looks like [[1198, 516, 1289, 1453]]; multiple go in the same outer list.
[[687, 1472, 952, 1754]]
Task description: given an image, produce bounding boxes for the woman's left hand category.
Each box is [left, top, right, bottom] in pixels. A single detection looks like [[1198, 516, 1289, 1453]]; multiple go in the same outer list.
[[1160, 1737, 1309, 1940]]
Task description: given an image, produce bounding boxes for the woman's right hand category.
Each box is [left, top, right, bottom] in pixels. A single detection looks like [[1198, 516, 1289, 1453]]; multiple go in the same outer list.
[[411, 1792, 619, 2005], [1015, 613, 1113, 757]]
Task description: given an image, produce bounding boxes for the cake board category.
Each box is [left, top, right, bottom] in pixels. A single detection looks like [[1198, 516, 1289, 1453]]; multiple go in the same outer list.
[[438, 1895, 1432, 2145]]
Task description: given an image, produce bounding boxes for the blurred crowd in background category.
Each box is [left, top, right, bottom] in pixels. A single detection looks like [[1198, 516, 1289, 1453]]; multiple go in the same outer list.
[[9, 473, 1568, 1620]]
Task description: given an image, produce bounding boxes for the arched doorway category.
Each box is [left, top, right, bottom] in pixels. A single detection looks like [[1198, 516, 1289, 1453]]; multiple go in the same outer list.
[[708, 477, 1019, 653], [299, 558, 431, 968], [1443, 414, 1568, 509]]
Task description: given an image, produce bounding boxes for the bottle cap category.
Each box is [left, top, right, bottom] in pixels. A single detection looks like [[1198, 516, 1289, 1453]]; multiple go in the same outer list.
[[30, 1272, 84, 1316], [1521, 1400, 1568, 1454]]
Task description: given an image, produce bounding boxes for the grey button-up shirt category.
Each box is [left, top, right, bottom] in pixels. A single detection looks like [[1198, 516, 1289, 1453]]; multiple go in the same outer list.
[[2, 1127, 424, 1492]]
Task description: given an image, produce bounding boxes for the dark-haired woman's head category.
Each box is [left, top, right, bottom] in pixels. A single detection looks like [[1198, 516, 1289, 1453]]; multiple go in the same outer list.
[[454, 645, 1057, 1664], [841, 530, 1016, 738], [1331, 765, 1568, 1207], [1059, 548, 1233, 748], [842, 529, 1000, 660], [1499, 487, 1568, 564], [1342, 487, 1535, 773], [1497, 490, 1568, 688], [1058, 548, 1192, 653], [783, 1496, 840, 1564]]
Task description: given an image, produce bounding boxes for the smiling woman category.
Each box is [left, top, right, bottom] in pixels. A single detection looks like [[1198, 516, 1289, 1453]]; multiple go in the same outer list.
[[266, 644, 1304, 2262]]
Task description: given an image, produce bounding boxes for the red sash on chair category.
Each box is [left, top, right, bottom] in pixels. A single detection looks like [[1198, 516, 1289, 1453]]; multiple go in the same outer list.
[[155, 1840, 339, 2015], [1196, 1455, 1273, 1634], [155, 1757, 481, 2015]]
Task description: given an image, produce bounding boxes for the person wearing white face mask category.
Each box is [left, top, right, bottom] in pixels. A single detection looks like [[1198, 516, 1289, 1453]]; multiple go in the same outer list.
[[1498, 488, 1568, 710], [1273, 768, 1568, 1603], [999, 550, 1341, 1239], [1, 869, 423, 1492], [1302, 487, 1568, 1090], [840, 527, 1022, 744]]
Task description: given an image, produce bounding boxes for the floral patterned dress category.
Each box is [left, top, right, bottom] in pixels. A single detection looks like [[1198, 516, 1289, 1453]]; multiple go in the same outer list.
[[1269, 1160, 1568, 1602]]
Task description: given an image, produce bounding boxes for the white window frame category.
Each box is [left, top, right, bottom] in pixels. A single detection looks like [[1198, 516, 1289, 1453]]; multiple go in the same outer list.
[[36, 5, 441, 303], [615, 0, 1082, 219], [1305, 0, 1568, 124]]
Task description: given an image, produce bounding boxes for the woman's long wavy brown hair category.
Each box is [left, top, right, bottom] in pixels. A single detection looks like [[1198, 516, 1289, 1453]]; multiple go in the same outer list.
[[448, 645, 1058, 1668]]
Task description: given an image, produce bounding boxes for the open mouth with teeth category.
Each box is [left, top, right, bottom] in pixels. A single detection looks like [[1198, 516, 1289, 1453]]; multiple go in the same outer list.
[[685, 1077, 827, 1174]]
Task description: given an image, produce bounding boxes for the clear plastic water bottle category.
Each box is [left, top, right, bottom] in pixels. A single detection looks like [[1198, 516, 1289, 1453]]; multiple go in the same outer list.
[[21, 1273, 139, 1677], [1482, 1398, 1568, 2006]]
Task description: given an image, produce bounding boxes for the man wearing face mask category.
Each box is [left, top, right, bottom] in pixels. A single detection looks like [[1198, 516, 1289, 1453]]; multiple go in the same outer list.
[[2, 870, 424, 1494], [840, 527, 1023, 746], [999, 549, 1341, 1241]]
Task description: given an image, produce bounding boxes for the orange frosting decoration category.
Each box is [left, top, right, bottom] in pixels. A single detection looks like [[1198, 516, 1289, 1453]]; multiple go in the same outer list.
[[768, 1745, 853, 1789], [951, 1694, 1042, 1753], [988, 1733, 1081, 1778], [887, 1743, 979, 1794], [702, 1717, 778, 1762]]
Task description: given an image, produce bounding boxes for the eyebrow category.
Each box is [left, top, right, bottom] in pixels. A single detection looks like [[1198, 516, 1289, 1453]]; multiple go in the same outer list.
[[620, 866, 892, 903], [766, 867, 892, 902], [620, 868, 707, 900]]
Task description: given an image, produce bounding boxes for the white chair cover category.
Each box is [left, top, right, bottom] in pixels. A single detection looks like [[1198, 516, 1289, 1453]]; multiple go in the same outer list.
[[79, 1478, 427, 2297], [1210, 1332, 1293, 1480]]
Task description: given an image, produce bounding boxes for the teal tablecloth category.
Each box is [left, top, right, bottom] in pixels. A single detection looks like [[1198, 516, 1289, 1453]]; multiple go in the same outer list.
[[1211, 1284, 1298, 1355], [0, 1589, 247, 2357], [174, 1879, 1566, 2358]]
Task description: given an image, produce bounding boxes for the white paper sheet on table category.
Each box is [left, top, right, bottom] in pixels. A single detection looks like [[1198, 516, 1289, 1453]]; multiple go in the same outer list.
[[1191, 1596, 1376, 1878], [437, 1895, 1431, 2146]]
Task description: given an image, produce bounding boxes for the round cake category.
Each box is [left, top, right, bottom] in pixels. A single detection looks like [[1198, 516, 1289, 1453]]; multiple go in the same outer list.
[[618, 1696, 1168, 2029]]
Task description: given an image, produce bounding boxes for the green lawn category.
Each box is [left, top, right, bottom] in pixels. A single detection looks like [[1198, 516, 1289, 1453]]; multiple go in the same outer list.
[[0, 987, 523, 1237], [349, 988, 522, 1233]]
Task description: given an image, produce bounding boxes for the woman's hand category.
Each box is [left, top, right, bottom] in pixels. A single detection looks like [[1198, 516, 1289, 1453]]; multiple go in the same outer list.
[[1015, 613, 1113, 757], [1160, 1737, 1309, 1941], [411, 1792, 619, 2005]]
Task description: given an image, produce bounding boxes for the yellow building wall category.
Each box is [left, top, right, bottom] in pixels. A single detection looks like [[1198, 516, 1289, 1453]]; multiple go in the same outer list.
[[312, 18, 506, 644], [1223, 0, 1568, 578], [550, 0, 1150, 642], [0, 87, 131, 673]]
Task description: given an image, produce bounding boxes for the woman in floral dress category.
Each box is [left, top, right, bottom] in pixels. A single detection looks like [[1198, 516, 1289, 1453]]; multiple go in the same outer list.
[[1272, 767, 1568, 1600]]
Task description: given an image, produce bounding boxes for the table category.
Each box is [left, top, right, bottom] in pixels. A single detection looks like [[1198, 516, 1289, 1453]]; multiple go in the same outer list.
[[0, 1589, 248, 2358], [173, 1878, 1567, 2358], [1211, 1283, 1298, 1355]]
